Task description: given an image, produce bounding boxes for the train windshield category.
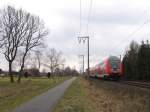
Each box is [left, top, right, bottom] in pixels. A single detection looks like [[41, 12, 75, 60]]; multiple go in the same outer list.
[[110, 60, 120, 69]]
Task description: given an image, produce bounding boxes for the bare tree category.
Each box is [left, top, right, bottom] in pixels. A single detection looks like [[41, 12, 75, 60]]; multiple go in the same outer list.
[[26, 53, 38, 69], [34, 49, 42, 70], [0, 16, 4, 49], [0, 6, 48, 83], [14, 49, 30, 69], [17, 13, 48, 83], [0, 6, 30, 82], [44, 48, 65, 76], [0, 40, 4, 54]]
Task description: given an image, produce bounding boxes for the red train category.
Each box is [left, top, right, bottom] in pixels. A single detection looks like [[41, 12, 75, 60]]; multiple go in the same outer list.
[[90, 56, 123, 80]]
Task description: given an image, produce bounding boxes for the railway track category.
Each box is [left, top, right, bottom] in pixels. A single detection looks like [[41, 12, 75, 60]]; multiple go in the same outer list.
[[119, 81, 150, 89]]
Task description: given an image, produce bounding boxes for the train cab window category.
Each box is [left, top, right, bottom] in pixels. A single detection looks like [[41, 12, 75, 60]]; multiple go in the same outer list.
[[110, 60, 120, 69], [99, 62, 105, 68]]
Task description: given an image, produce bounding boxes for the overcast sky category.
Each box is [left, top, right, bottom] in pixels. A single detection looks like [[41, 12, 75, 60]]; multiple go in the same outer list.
[[0, 0, 150, 71]]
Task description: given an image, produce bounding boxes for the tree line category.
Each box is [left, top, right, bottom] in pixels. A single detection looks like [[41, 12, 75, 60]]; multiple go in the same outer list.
[[122, 40, 150, 80]]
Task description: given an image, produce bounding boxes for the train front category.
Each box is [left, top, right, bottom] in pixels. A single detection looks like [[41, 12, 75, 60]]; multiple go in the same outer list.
[[108, 56, 122, 80]]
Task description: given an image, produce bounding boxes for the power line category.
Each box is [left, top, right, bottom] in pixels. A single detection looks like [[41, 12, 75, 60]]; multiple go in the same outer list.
[[109, 8, 150, 55], [127, 19, 150, 39], [79, 0, 93, 35], [123, 4, 150, 39], [140, 5, 150, 18], [79, 0, 82, 35], [86, 0, 93, 34], [78, 0, 93, 77]]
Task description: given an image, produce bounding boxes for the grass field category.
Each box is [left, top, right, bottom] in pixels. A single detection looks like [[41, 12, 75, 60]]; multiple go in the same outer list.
[[52, 77, 91, 112], [0, 76, 70, 112], [53, 77, 150, 112]]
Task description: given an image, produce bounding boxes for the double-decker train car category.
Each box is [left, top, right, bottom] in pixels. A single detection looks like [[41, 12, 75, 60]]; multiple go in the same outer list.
[[90, 56, 123, 80]]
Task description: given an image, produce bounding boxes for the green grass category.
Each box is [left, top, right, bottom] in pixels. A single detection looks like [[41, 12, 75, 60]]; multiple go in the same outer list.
[[0, 76, 70, 112], [52, 77, 91, 112], [53, 78, 150, 112]]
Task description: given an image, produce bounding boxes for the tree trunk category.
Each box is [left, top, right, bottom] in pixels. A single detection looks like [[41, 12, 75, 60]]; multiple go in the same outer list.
[[9, 61, 14, 83], [17, 54, 26, 83], [37, 56, 40, 70], [17, 65, 23, 83]]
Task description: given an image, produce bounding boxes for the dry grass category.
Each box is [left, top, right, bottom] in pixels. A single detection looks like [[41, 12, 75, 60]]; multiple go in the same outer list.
[[53, 77, 150, 112], [0, 76, 70, 112], [83, 78, 150, 112]]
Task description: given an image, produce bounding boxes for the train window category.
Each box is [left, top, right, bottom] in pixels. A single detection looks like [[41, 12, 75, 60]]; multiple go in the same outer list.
[[110, 60, 120, 69], [100, 62, 105, 68]]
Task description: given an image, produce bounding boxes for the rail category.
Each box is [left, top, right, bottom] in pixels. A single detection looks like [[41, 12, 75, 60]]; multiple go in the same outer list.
[[119, 81, 150, 89]]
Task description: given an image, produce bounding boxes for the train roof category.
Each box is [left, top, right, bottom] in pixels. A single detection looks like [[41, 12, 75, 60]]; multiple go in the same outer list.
[[108, 56, 120, 61], [91, 56, 120, 68]]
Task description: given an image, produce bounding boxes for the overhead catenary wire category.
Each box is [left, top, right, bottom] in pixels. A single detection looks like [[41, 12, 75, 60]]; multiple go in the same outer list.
[[79, 0, 93, 36], [140, 5, 150, 18], [126, 19, 150, 39], [78, 0, 93, 74], [79, 0, 82, 36], [109, 5, 150, 55], [122, 4, 150, 40], [86, 0, 93, 35], [79, 2, 150, 63]]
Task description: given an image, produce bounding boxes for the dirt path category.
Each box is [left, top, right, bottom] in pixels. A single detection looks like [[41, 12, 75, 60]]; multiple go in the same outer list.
[[12, 77, 77, 112]]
